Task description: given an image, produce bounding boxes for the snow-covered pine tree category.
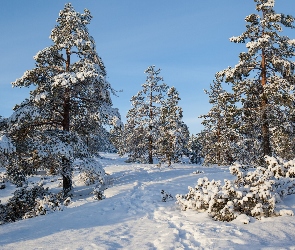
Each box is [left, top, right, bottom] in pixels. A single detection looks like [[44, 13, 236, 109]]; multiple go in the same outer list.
[[8, 4, 121, 194], [110, 125, 124, 155], [87, 126, 117, 154], [123, 66, 168, 164], [200, 79, 239, 166], [158, 87, 189, 165], [203, 0, 295, 165], [186, 134, 202, 164]]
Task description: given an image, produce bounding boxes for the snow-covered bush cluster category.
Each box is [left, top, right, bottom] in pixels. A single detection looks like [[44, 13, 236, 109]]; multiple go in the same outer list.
[[176, 156, 295, 222], [0, 185, 68, 225], [24, 193, 69, 219]]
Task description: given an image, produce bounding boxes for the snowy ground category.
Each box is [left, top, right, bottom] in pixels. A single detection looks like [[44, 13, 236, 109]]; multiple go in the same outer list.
[[1, 153, 295, 250]]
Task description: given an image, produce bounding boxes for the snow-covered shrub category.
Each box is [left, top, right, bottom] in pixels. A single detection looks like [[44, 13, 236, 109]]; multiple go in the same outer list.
[[0, 185, 69, 224], [77, 159, 105, 186], [176, 156, 295, 222], [78, 168, 99, 186], [6, 164, 27, 187], [24, 193, 66, 218], [91, 183, 105, 200], [76, 159, 106, 200], [161, 190, 174, 202], [1, 185, 49, 223], [177, 178, 221, 211], [264, 156, 295, 179], [236, 156, 295, 198]]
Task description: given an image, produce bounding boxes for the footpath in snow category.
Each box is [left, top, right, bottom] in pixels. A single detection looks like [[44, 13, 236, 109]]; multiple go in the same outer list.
[[1, 153, 295, 249]]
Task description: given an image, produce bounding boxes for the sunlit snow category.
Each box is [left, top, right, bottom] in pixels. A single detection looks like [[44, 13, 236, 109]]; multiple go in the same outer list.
[[1, 153, 295, 249]]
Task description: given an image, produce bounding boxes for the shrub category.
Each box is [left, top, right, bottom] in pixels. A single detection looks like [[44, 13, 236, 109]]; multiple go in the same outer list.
[[176, 156, 295, 222], [91, 184, 105, 200], [0, 185, 68, 224], [24, 192, 66, 219], [76, 160, 105, 186], [161, 190, 174, 202], [1, 185, 49, 223]]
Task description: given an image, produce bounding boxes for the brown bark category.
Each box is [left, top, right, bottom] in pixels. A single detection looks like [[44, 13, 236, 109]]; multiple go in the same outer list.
[[261, 49, 271, 156], [63, 49, 71, 132], [217, 132, 221, 165], [62, 49, 72, 195]]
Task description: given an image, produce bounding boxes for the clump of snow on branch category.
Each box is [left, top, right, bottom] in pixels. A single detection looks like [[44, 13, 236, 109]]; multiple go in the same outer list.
[[0, 134, 15, 154], [76, 158, 105, 186]]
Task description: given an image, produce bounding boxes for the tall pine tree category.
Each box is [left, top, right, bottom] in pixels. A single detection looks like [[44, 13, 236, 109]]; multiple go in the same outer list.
[[158, 87, 189, 165], [8, 4, 120, 194], [202, 0, 295, 166], [123, 66, 168, 164], [122, 68, 189, 165], [200, 79, 239, 166]]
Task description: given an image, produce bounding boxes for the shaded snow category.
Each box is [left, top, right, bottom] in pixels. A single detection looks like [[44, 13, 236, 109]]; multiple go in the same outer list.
[[1, 153, 295, 249]]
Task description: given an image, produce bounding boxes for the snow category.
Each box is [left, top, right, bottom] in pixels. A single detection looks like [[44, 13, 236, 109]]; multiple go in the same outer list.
[[1, 153, 295, 249], [0, 134, 15, 153]]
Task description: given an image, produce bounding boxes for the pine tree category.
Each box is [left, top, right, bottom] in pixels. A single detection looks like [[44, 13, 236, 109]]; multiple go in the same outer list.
[[187, 134, 202, 164], [8, 4, 120, 194], [123, 66, 168, 164], [122, 70, 189, 165], [202, 0, 295, 165], [88, 127, 117, 154], [110, 125, 124, 155], [200, 79, 239, 166], [158, 87, 189, 165]]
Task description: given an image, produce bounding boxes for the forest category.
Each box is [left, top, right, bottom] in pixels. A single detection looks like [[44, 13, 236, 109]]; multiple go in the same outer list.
[[1, 1, 295, 244]]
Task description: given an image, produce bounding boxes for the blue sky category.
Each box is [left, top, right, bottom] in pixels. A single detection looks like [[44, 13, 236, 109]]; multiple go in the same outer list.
[[1, 0, 295, 134]]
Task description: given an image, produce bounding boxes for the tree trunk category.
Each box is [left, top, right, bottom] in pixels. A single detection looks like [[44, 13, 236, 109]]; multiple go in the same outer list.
[[168, 138, 172, 167], [148, 85, 153, 164], [261, 49, 271, 157], [216, 112, 221, 166], [62, 49, 72, 195]]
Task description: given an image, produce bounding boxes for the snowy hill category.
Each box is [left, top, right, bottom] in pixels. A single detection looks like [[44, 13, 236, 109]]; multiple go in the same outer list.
[[1, 153, 295, 249]]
